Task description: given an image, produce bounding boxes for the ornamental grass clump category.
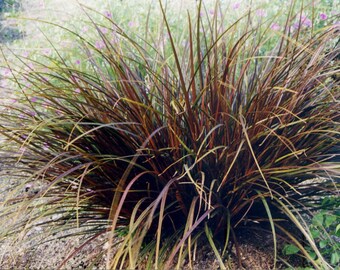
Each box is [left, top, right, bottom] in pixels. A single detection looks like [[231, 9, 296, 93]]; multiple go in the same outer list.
[[0, 1, 339, 269]]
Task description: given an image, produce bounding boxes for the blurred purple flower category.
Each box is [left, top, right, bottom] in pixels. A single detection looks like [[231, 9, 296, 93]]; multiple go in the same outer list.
[[319, 13, 327, 20], [1, 68, 10, 79], [22, 51, 29, 57], [209, 9, 214, 15], [31, 97, 38, 102], [104, 11, 112, 18], [43, 48, 52, 56], [95, 40, 105, 50], [292, 22, 300, 29], [232, 2, 240, 10], [301, 15, 312, 27], [26, 110, 36, 117], [128, 21, 138, 28], [293, 15, 312, 29], [27, 63, 34, 70], [75, 59, 81, 65], [24, 82, 32, 88], [303, 18, 312, 27], [110, 35, 119, 45], [38, 0, 45, 8], [60, 41, 68, 48], [75, 88, 81, 93], [270, 23, 280, 31], [100, 27, 108, 34], [256, 9, 266, 17]]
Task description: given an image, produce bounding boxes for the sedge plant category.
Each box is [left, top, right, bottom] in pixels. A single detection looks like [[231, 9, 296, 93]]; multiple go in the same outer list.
[[0, 1, 339, 269]]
